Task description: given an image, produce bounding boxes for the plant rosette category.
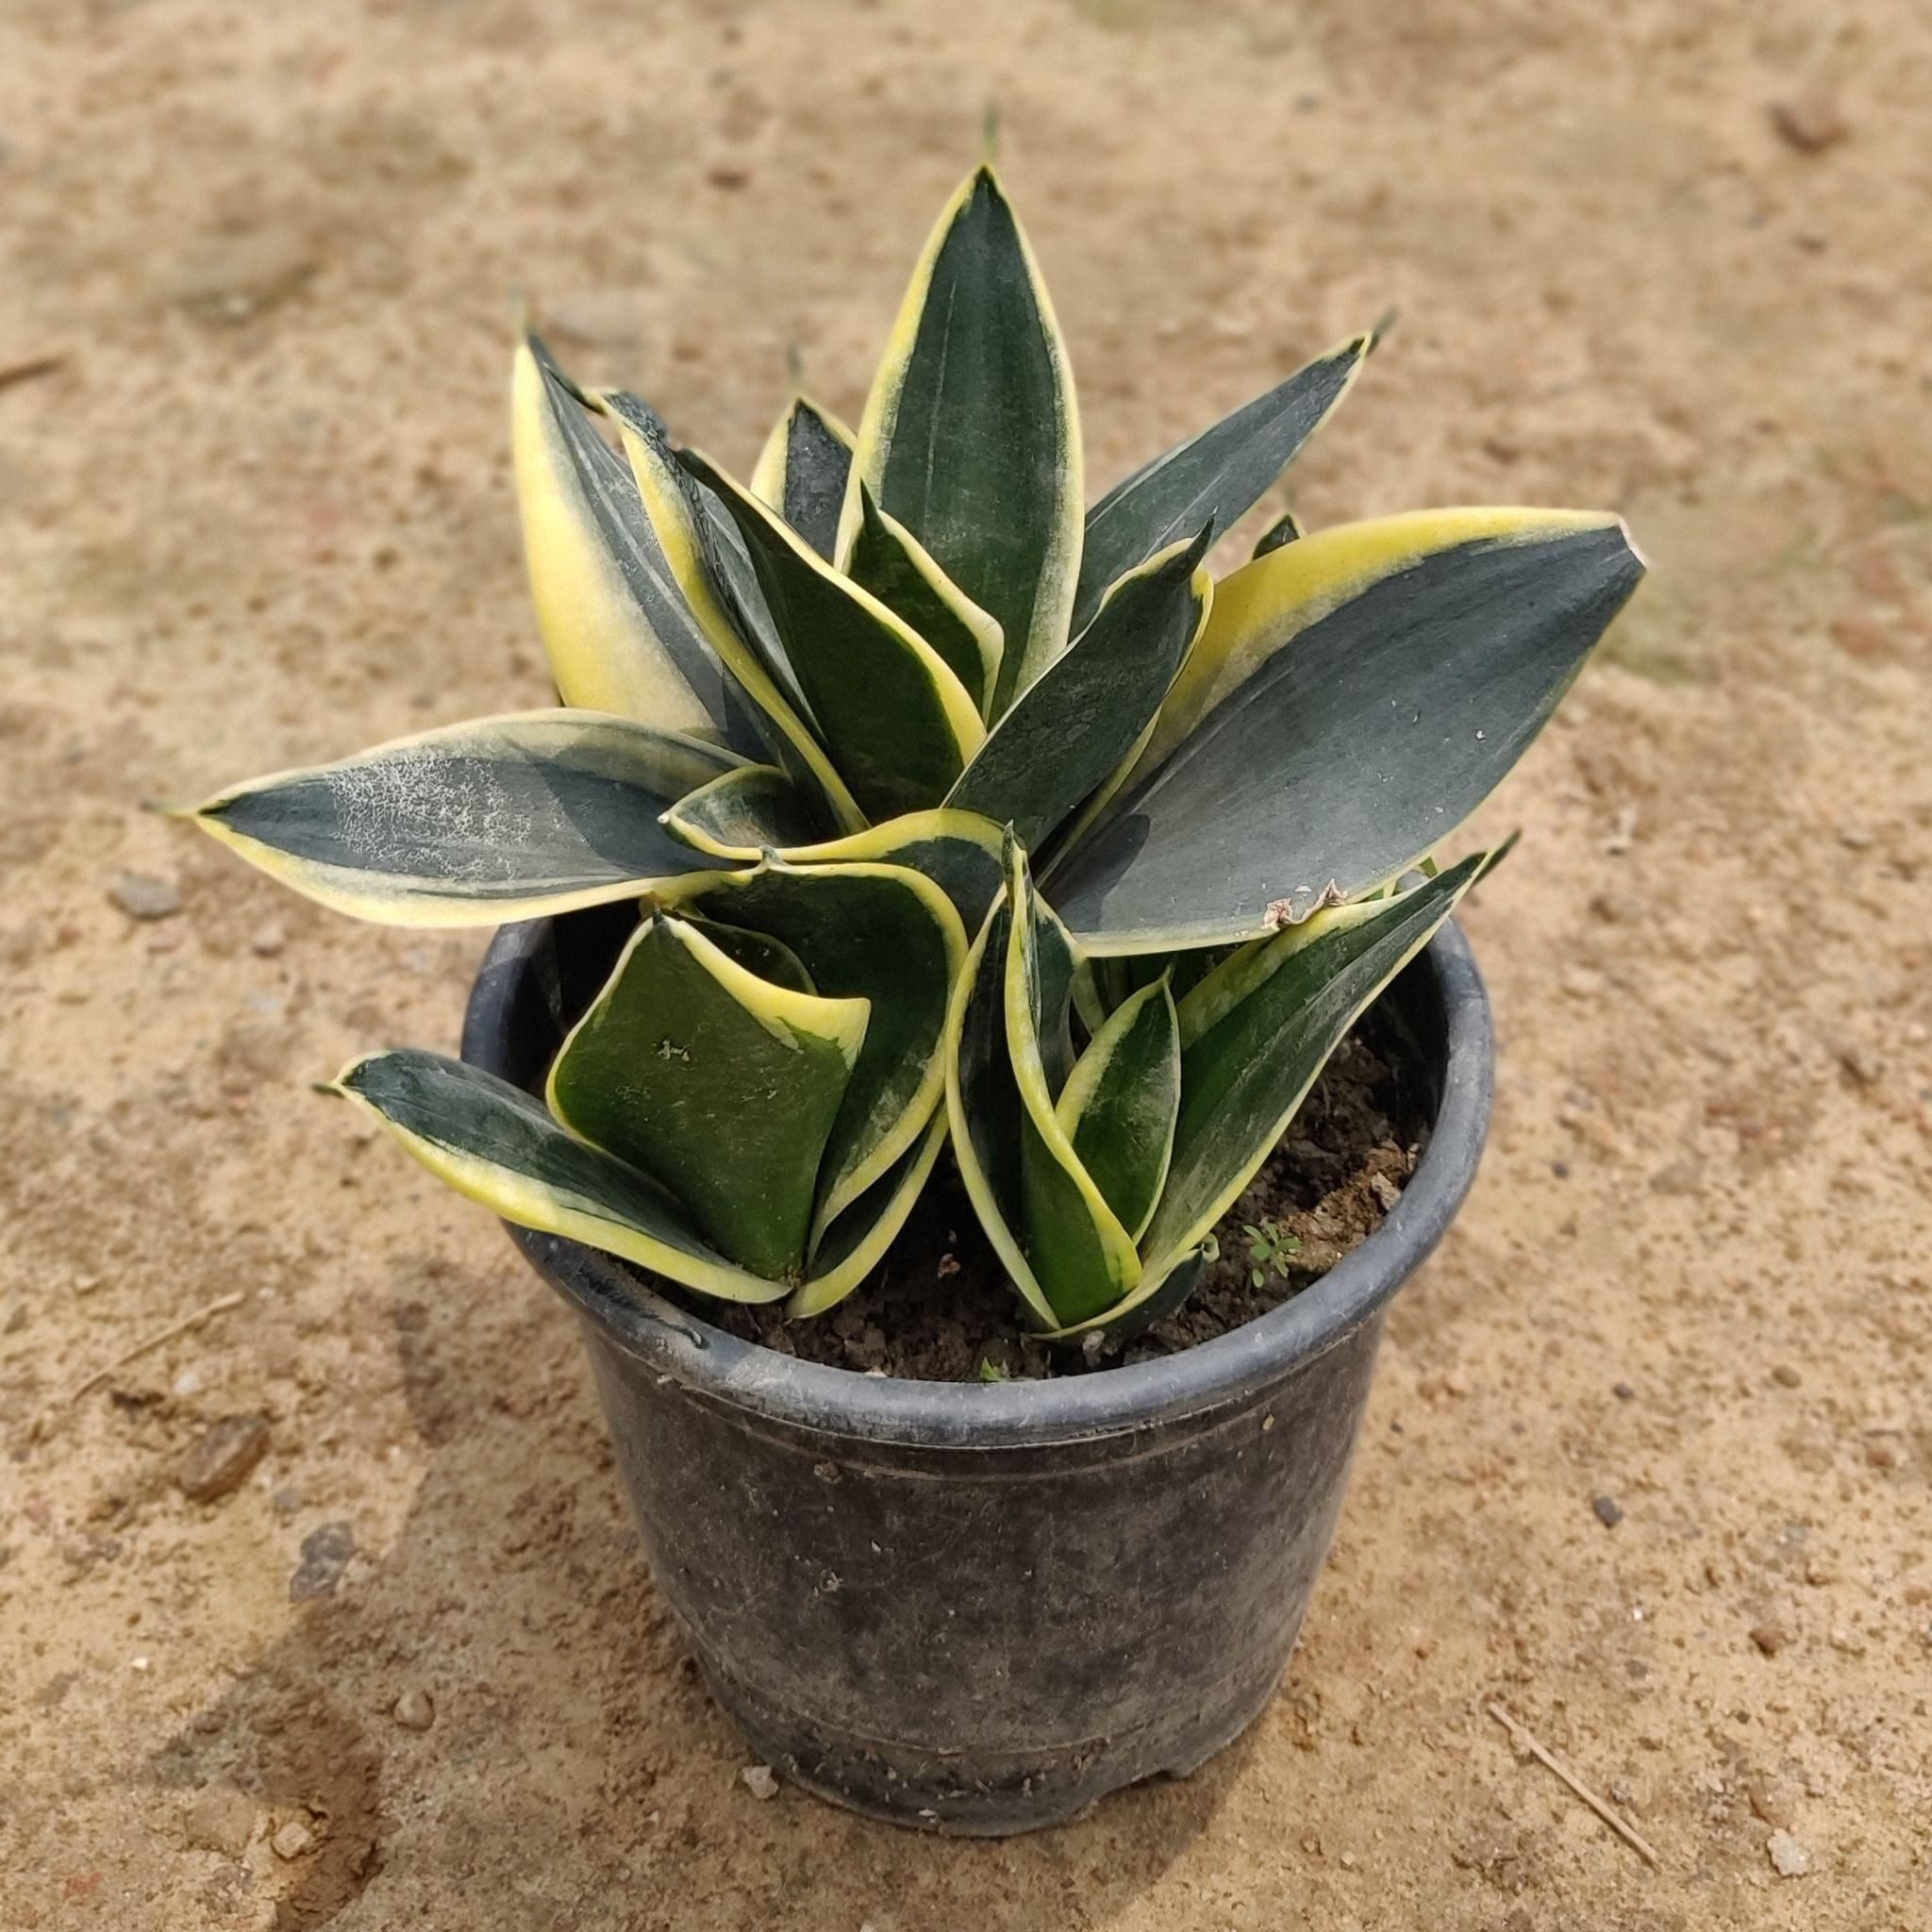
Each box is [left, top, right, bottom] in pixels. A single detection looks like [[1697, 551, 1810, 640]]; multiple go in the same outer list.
[[185, 165, 1642, 1831]]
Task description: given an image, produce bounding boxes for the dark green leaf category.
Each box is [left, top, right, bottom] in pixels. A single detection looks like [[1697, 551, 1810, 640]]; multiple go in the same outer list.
[[1056, 978, 1180, 1242], [511, 337, 763, 751], [334, 1049, 790, 1304], [678, 858, 964, 1236], [1071, 335, 1367, 634], [547, 916, 867, 1278], [1142, 854, 1488, 1267], [192, 711, 739, 925], [846, 483, 1003, 713], [948, 530, 1210, 848], [679, 449, 984, 822], [846, 166, 1082, 717], [1046, 514, 1644, 951], [660, 763, 829, 858], [1250, 509, 1304, 559], [751, 396, 854, 559]]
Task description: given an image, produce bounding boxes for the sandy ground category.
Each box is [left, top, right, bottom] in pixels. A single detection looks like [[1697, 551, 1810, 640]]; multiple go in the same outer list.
[[3, 1, 1929, 1925]]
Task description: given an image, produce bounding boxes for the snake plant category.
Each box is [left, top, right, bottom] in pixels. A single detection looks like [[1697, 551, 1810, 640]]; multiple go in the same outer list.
[[187, 166, 1642, 1341]]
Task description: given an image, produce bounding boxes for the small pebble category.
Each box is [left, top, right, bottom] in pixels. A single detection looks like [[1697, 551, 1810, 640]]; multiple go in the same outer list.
[[289, 1522, 355, 1601], [392, 1687, 436, 1731], [1591, 1494, 1624, 1529], [175, 1415, 272, 1504], [1649, 1158, 1704, 1195], [1612, 1381, 1637, 1401], [270, 1818, 315, 1860], [1766, 1828, 1812, 1877], [1864, 1438, 1903, 1471], [108, 873, 182, 921], [1772, 1364, 1802, 1389], [183, 1787, 258, 1858], [250, 923, 288, 958], [1836, 1042, 1882, 1087], [1770, 94, 1848, 154], [1750, 1622, 1789, 1656], [741, 1764, 779, 1800], [1747, 1776, 1796, 1830]]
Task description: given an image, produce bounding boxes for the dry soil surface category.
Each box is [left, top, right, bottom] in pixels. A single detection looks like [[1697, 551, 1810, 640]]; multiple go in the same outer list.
[[3, 2, 1929, 1928]]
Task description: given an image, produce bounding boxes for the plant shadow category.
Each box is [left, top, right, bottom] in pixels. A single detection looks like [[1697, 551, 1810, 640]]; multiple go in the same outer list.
[[149, 1258, 1255, 1930]]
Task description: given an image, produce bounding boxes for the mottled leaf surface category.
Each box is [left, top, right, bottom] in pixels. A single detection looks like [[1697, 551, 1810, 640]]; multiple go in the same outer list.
[[192, 711, 738, 926]]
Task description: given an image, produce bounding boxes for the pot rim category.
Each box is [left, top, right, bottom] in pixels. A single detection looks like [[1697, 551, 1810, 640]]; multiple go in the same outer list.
[[462, 917, 1491, 1450]]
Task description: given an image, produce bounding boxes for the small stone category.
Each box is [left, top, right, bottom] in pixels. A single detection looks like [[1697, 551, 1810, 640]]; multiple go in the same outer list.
[[391, 1687, 435, 1731], [1837, 1042, 1883, 1087], [1600, 805, 1639, 856], [289, 1521, 355, 1600], [1770, 94, 1848, 154], [1835, 824, 1874, 850], [1766, 1829, 1811, 1877], [1650, 1159, 1704, 1196], [108, 873, 182, 921], [1612, 1381, 1637, 1401], [1561, 966, 1607, 1002], [1591, 1494, 1624, 1529], [250, 923, 288, 958], [270, 1818, 315, 1860], [1864, 1437, 1904, 1471], [183, 1786, 258, 1857], [1828, 1625, 1866, 1657], [1772, 1363, 1802, 1389], [175, 1415, 271, 1504], [165, 231, 317, 323], [1750, 1622, 1789, 1656], [1747, 1777, 1796, 1830], [1804, 1556, 1839, 1587], [741, 1763, 779, 1800]]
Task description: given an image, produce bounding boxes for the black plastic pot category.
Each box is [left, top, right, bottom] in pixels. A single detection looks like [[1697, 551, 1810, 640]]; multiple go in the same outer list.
[[460, 908, 1492, 1835]]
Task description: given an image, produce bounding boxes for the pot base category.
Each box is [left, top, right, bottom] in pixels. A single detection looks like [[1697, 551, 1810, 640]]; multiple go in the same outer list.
[[699, 1634, 1297, 1836]]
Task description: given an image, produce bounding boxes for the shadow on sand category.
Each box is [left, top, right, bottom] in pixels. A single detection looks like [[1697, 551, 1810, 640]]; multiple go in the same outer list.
[[152, 1256, 1257, 1929]]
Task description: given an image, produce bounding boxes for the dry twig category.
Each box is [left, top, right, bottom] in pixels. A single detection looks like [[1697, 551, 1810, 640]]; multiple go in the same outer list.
[[63, 1291, 249, 1406], [1487, 1701, 1661, 1868], [0, 353, 67, 392]]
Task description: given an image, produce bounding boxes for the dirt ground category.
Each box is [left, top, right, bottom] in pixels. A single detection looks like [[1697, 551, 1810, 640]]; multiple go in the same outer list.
[[3, 0, 1928, 1925]]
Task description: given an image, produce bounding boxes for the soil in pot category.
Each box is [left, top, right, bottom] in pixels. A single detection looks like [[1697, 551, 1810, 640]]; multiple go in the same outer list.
[[641, 1019, 1429, 1381]]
